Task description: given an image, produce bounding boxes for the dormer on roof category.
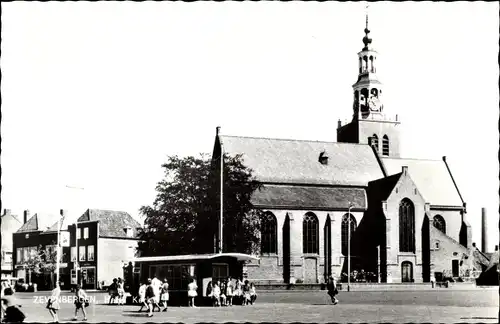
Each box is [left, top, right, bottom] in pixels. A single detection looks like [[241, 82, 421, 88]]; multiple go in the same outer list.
[[318, 150, 329, 165], [125, 226, 133, 238]]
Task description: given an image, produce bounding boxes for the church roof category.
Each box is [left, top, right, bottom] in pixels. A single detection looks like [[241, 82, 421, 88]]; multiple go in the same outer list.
[[219, 135, 384, 186], [381, 157, 463, 207], [251, 185, 367, 210]]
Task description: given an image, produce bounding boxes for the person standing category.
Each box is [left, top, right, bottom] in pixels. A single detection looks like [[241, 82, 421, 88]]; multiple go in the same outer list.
[[73, 284, 89, 321], [212, 282, 221, 307], [117, 278, 125, 306], [249, 282, 257, 305], [46, 282, 61, 322], [187, 278, 198, 307], [225, 278, 233, 306], [160, 279, 169, 312], [430, 274, 436, 288]]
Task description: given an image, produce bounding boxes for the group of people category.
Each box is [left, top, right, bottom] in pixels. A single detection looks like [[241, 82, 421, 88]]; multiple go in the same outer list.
[[137, 277, 172, 317], [206, 277, 257, 307], [46, 282, 90, 322], [107, 277, 127, 305]]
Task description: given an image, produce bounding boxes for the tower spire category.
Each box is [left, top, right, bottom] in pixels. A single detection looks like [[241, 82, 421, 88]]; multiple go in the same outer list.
[[363, 5, 372, 50]]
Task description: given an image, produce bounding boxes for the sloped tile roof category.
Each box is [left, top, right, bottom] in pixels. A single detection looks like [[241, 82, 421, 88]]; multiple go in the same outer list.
[[381, 157, 463, 207], [219, 135, 384, 186], [251, 185, 367, 210], [77, 209, 142, 239], [16, 213, 60, 233]]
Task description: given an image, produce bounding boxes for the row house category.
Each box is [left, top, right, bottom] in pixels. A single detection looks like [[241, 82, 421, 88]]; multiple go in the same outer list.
[[1, 209, 23, 278]]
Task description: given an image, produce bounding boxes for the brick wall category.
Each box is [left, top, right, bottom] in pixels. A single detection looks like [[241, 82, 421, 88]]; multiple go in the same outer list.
[[384, 168, 426, 283], [430, 226, 472, 278]]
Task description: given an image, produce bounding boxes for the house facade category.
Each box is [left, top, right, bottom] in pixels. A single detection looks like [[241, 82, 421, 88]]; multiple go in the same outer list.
[[1, 209, 23, 278], [68, 209, 142, 290]]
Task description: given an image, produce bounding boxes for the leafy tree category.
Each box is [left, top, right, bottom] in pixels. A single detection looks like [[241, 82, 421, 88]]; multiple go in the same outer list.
[[24, 246, 44, 284], [138, 153, 264, 256]]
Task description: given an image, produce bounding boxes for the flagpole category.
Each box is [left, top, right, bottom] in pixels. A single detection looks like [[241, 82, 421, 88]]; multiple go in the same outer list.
[[218, 127, 224, 254], [56, 211, 62, 284]]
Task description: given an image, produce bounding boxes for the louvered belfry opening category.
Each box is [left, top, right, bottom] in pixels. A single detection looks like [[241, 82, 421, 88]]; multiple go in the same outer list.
[[399, 198, 415, 253]]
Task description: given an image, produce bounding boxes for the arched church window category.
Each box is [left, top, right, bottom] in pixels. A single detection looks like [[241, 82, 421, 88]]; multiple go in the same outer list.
[[261, 212, 278, 254], [399, 198, 415, 253], [341, 214, 357, 256], [433, 215, 446, 234], [371, 134, 379, 152], [369, 56, 374, 72], [303, 213, 319, 254], [382, 135, 389, 156], [363, 56, 368, 72]]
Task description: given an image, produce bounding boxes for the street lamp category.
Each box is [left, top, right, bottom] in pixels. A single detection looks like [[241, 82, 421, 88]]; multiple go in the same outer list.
[[347, 202, 354, 292], [66, 185, 84, 288]]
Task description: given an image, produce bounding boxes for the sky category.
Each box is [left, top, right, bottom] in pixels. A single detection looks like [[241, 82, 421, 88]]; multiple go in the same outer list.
[[1, 2, 498, 252]]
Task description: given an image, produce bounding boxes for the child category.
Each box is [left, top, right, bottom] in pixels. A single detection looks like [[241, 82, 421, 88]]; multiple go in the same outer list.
[[137, 282, 148, 312], [219, 281, 227, 306], [187, 278, 198, 307], [117, 278, 125, 306], [212, 282, 221, 307], [47, 282, 61, 322], [225, 279, 233, 306], [249, 282, 257, 305], [160, 279, 169, 312], [73, 284, 89, 321], [145, 279, 155, 317], [242, 280, 251, 306]]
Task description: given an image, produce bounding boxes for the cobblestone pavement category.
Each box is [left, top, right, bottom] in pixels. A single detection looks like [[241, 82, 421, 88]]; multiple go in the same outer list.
[[11, 288, 499, 323]]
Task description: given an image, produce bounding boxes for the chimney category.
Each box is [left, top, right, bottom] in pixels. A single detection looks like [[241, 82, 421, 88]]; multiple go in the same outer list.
[[23, 210, 30, 224], [495, 245, 498, 251], [338, 120, 342, 129], [60, 209, 68, 217], [481, 207, 488, 253], [402, 166, 408, 175], [216, 126, 221, 136]]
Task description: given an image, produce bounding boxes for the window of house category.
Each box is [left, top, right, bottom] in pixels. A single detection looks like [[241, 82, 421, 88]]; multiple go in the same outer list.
[[126, 227, 133, 238], [260, 212, 278, 254], [83, 227, 89, 239], [79, 246, 86, 261], [303, 212, 319, 254], [399, 198, 415, 253], [71, 247, 77, 262], [3, 252, 12, 264], [87, 245, 95, 261], [433, 215, 446, 234], [341, 214, 357, 256], [382, 135, 389, 156], [23, 247, 29, 262], [435, 241, 440, 249], [16, 248, 22, 264], [77, 227, 81, 239]]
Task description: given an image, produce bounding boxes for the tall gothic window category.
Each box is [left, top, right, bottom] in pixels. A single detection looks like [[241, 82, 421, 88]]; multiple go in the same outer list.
[[382, 135, 390, 156], [399, 198, 415, 253], [260, 212, 277, 254], [341, 214, 357, 256], [303, 213, 319, 254], [371, 134, 379, 152], [433, 215, 446, 234]]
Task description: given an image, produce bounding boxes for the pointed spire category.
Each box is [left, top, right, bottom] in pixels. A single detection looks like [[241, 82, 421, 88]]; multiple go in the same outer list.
[[362, 4, 372, 50]]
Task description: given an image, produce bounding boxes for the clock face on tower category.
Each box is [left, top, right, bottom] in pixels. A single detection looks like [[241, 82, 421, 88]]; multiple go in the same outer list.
[[368, 96, 381, 111]]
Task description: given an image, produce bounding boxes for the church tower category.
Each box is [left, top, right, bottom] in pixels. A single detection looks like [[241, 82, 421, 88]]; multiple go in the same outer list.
[[337, 11, 401, 157]]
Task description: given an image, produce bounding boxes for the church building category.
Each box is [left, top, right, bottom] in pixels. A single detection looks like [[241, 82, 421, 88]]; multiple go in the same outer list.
[[211, 17, 480, 284]]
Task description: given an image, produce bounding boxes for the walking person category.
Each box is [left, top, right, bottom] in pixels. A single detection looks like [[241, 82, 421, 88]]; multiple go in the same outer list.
[[46, 282, 61, 323], [73, 284, 89, 321], [151, 276, 161, 311], [160, 279, 169, 312], [137, 281, 148, 312], [430, 274, 436, 288], [107, 278, 118, 305], [187, 278, 198, 307], [145, 279, 155, 318], [326, 276, 339, 305]]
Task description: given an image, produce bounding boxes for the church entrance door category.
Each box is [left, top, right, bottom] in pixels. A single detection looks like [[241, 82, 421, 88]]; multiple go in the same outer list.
[[401, 261, 413, 283], [303, 257, 317, 283]]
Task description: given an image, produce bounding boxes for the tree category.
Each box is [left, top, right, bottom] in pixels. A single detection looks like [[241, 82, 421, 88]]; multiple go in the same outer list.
[[24, 246, 44, 284], [138, 153, 264, 256], [41, 242, 66, 288]]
